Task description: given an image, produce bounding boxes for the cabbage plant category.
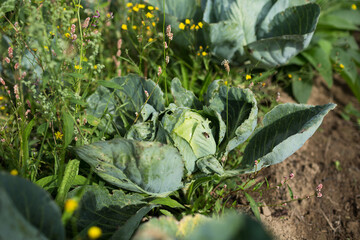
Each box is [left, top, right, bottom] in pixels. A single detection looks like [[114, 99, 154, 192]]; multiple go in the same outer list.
[[74, 74, 335, 197], [147, 0, 320, 67]]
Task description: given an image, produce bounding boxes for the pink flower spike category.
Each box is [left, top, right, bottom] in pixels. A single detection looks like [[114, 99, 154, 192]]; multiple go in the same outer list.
[[254, 160, 258, 166], [316, 183, 323, 192], [0, 77, 5, 85], [157, 66, 162, 76], [317, 192, 323, 198], [289, 173, 294, 179], [5, 57, 10, 64]]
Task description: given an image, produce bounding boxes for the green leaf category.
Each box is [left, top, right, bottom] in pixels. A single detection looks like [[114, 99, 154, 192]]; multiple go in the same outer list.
[[147, 0, 197, 20], [301, 46, 332, 88], [171, 78, 202, 110], [196, 155, 224, 175], [245, 192, 260, 221], [207, 80, 258, 155], [62, 110, 74, 148], [291, 65, 314, 104], [0, 0, 15, 17], [22, 118, 36, 165], [97, 80, 123, 90], [150, 197, 185, 209], [287, 184, 294, 200], [55, 159, 80, 207], [240, 103, 336, 173], [74, 138, 184, 196], [0, 172, 65, 240], [68, 185, 154, 240], [36, 174, 88, 191]]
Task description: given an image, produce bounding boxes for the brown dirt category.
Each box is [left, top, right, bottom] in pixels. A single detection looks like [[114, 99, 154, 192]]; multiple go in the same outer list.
[[259, 75, 360, 239]]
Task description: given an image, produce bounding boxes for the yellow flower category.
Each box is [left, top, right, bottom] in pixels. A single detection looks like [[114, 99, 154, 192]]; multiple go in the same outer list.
[[262, 82, 266, 87], [55, 131, 63, 140], [126, 3, 133, 7], [288, 74, 292, 78], [339, 63, 344, 69], [224, 80, 228, 86], [179, 22, 186, 30], [195, 25, 199, 30], [94, 65, 98, 70], [49, 31, 55, 36], [44, 46, 49, 51], [202, 51, 208, 56], [10, 169, 18, 176], [148, 38, 153, 42], [198, 22, 203, 28], [0, 106, 5, 110], [74, 65, 82, 70], [63, 8, 66, 11], [259, 73, 262, 76], [138, 4, 146, 9], [146, 26, 150, 30], [132, 25, 137, 30], [152, 22, 156, 27], [190, 24, 195, 30], [133, 6, 139, 12], [57, 25, 60, 29], [32, 48, 37, 52], [65, 199, 78, 212], [0, 96, 3, 100], [121, 24, 128, 30], [141, 21, 145, 26], [246, 74, 252, 80], [145, 12, 154, 18], [155, 7, 159, 10], [75, 4, 83, 8], [351, 4, 357, 10], [65, 33, 70, 38], [199, 46, 203, 50], [148, 6, 154, 10], [88, 226, 102, 239], [197, 52, 200, 56], [185, 19, 191, 24]]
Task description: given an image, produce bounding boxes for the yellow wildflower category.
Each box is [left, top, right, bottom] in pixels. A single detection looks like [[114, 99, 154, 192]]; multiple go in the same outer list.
[[49, 31, 55, 36], [138, 4, 145, 9], [94, 65, 97, 70], [132, 25, 137, 30], [141, 21, 145, 25], [126, 3, 133, 7], [202, 52, 208, 56], [197, 52, 200, 56], [351, 4, 357, 10], [133, 6, 139, 12], [88, 226, 102, 239], [195, 25, 199, 30], [152, 22, 156, 27], [65, 33, 70, 38], [75, 4, 83, 8], [32, 48, 37, 52], [63, 8, 66, 11], [0, 106, 5, 110], [224, 80, 228, 86], [185, 19, 190, 24], [145, 12, 154, 18], [179, 22, 186, 30], [44, 46, 49, 51], [148, 38, 153, 42], [148, 6, 154, 10], [121, 24, 128, 30], [198, 22, 203, 28], [288, 74, 292, 78], [57, 25, 60, 29], [246, 74, 252, 80], [339, 63, 344, 69], [259, 73, 262, 76], [146, 26, 150, 30], [190, 24, 195, 30], [74, 65, 82, 70], [0, 96, 3, 100], [199, 46, 203, 50], [155, 7, 159, 10], [262, 82, 266, 87], [55, 131, 63, 140], [10, 169, 18, 176], [65, 199, 78, 212]]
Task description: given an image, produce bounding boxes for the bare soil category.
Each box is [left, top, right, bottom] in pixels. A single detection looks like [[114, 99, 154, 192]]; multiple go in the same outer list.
[[259, 75, 360, 239]]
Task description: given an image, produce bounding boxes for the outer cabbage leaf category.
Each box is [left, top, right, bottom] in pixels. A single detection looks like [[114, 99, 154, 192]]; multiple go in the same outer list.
[[86, 74, 164, 135], [207, 80, 258, 155], [238, 103, 336, 173], [68, 185, 154, 240], [202, 0, 320, 67], [171, 78, 202, 110], [0, 172, 65, 240], [74, 138, 184, 196]]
